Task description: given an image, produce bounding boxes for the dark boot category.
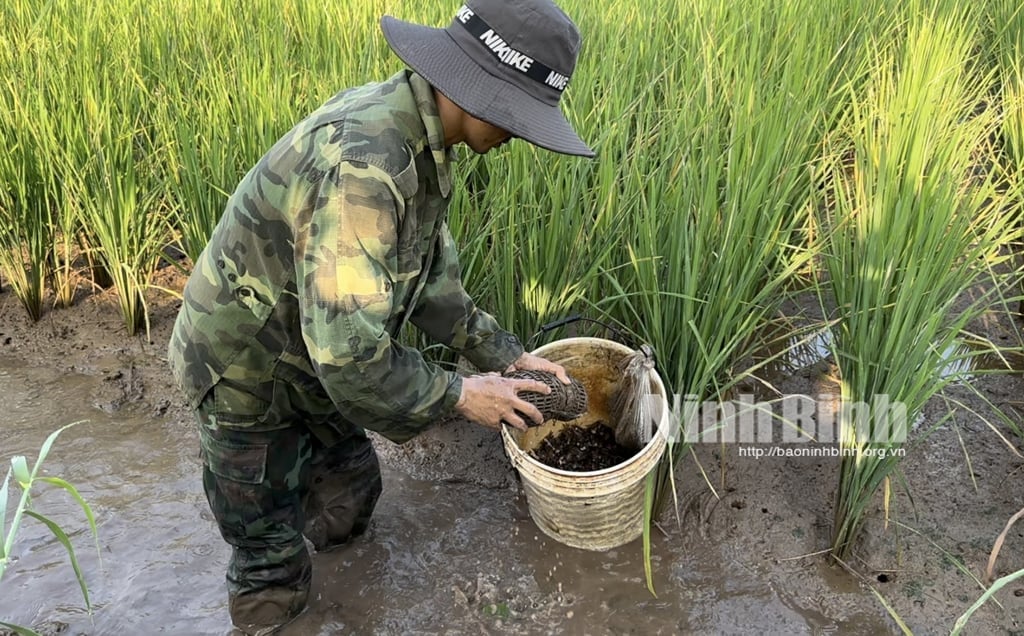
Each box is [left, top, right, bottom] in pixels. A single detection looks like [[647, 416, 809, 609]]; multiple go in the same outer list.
[[229, 580, 309, 635]]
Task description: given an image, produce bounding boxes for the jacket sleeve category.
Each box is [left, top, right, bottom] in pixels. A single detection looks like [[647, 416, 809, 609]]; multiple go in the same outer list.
[[297, 160, 462, 436], [409, 223, 524, 372]]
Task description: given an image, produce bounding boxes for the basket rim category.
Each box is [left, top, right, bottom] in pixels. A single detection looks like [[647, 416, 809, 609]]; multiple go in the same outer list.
[[502, 335, 671, 478], [501, 421, 667, 478]]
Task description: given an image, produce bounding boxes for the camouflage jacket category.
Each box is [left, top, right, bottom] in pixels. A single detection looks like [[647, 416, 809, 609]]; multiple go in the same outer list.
[[168, 71, 523, 442]]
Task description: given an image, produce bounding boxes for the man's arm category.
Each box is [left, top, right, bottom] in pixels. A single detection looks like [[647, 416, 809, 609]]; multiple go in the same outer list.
[[298, 161, 462, 430], [297, 161, 551, 437], [408, 223, 523, 372]]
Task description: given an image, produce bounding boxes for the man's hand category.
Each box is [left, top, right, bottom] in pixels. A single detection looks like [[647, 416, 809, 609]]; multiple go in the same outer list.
[[455, 373, 552, 431], [505, 352, 571, 384]]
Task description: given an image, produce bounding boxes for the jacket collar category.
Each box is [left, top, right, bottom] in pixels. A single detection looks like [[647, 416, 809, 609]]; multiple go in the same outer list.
[[408, 72, 453, 198]]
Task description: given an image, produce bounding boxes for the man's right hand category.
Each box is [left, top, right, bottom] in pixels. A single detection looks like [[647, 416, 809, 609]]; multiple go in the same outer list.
[[454, 374, 553, 431]]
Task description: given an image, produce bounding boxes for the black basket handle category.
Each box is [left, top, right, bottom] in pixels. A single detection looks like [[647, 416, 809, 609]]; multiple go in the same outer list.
[[526, 313, 636, 351]]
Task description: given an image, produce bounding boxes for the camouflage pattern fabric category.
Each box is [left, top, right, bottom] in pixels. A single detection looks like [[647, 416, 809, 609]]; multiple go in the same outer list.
[[168, 70, 525, 627], [196, 382, 382, 629], [168, 70, 524, 445]]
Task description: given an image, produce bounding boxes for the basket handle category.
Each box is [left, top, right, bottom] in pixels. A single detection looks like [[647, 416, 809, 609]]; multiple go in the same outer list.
[[526, 314, 637, 350]]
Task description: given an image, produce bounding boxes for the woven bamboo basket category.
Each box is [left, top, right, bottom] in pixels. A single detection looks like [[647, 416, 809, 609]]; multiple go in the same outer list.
[[501, 337, 669, 551]]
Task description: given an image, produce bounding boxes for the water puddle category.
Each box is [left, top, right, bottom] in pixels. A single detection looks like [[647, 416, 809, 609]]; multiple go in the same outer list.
[[0, 355, 894, 634], [939, 341, 1024, 381], [0, 358, 224, 635], [756, 322, 1022, 390]]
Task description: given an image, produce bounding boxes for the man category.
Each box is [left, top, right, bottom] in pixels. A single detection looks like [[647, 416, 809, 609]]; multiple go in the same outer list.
[[168, 0, 594, 632]]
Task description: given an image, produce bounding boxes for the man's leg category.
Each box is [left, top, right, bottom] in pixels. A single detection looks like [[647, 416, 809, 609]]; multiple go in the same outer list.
[[196, 392, 314, 634], [303, 429, 383, 552]]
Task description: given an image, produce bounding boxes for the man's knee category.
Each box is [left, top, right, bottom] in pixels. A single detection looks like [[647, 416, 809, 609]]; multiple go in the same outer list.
[[199, 424, 311, 539], [196, 412, 316, 624], [304, 437, 382, 551]]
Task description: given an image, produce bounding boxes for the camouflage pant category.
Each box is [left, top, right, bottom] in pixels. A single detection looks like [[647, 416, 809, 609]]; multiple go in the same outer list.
[[195, 382, 382, 629]]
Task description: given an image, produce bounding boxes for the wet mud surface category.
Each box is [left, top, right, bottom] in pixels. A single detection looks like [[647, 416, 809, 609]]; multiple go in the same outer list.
[[0, 270, 1022, 634]]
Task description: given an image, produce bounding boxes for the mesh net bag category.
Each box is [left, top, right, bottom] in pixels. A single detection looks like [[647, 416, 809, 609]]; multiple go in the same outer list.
[[610, 346, 656, 451], [504, 370, 588, 424]]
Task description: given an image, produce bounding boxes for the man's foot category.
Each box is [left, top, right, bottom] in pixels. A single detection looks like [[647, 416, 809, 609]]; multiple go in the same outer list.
[[229, 586, 307, 636], [229, 606, 305, 636]]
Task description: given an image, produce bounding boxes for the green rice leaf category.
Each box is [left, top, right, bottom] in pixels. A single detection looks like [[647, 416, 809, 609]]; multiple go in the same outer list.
[[35, 477, 94, 528], [36, 422, 82, 470], [951, 568, 1024, 635], [10, 458, 29, 489], [0, 621, 42, 636], [0, 467, 10, 549], [23, 510, 91, 612], [642, 472, 656, 597], [37, 477, 100, 560], [868, 585, 913, 636]]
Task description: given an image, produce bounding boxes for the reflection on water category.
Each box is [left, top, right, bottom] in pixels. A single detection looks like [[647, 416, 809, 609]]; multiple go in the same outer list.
[[0, 356, 893, 635], [783, 329, 835, 374], [939, 341, 1024, 381], [756, 323, 1023, 390]]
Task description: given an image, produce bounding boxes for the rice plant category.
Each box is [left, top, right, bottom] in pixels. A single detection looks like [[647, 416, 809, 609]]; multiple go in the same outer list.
[[141, 1, 342, 262], [57, 7, 171, 336], [447, 150, 631, 344], [985, 0, 1024, 327], [0, 4, 62, 321], [589, 0, 878, 515], [987, 0, 1024, 178], [818, 3, 1022, 560], [0, 114, 55, 322], [1, 423, 99, 636]]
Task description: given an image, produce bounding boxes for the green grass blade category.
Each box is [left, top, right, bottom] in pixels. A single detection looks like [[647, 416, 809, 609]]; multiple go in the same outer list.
[[892, 520, 995, 603], [951, 568, 1024, 635], [0, 621, 42, 636], [10, 457, 29, 488], [868, 585, 914, 636], [36, 477, 100, 562], [642, 471, 656, 597], [0, 467, 10, 553], [22, 510, 92, 612], [34, 422, 83, 473]]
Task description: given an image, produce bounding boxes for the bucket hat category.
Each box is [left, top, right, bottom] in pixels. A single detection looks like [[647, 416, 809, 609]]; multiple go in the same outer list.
[[380, 0, 594, 157]]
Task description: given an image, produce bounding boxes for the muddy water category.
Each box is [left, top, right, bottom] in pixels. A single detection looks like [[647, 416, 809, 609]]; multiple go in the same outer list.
[[0, 356, 894, 635], [0, 357, 224, 635]]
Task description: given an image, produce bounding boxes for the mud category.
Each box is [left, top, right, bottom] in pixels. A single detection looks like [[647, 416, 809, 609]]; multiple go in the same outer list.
[[529, 423, 634, 472], [0, 267, 1022, 635]]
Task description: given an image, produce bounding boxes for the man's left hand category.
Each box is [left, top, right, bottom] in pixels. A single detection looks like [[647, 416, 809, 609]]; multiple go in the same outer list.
[[505, 352, 571, 384]]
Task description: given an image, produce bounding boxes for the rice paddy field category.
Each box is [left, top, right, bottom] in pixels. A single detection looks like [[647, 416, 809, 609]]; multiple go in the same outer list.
[[2, 0, 1024, 633]]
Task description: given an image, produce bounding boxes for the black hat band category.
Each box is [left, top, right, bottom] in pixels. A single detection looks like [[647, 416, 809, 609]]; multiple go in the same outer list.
[[453, 4, 572, 94]]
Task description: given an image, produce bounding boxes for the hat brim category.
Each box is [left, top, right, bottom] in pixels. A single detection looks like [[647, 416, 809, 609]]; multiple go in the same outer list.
[[380, 16, 595, 158]]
